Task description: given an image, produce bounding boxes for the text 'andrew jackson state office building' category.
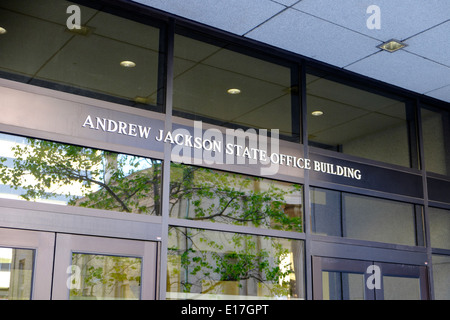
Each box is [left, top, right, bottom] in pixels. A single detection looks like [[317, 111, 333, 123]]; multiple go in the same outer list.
[[0, 0, 449, 300]]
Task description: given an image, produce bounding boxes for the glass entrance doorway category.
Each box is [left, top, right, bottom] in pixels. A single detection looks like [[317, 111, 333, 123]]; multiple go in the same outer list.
[[0, 228, 159, 300], [312, 256, 429, 300]]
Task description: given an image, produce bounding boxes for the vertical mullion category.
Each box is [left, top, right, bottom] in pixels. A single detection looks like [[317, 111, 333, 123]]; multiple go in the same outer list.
[[158, 18, 175, 300], [291, 65, 301, 143], [416, 102, 434, 300], [301, 61, 313, 300], [406, 100, 420, 170]]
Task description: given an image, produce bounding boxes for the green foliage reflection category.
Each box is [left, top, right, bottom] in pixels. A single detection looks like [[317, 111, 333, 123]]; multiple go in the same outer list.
[[0, 136, 161, 214], [169, 163, 303, 232]]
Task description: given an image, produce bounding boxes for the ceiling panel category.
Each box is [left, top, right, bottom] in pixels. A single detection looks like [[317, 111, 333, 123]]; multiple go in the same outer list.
[[0, 9, 72, 76], [426, 85, 450, 102], [405, 21, 450, 67], [132, 0, 450, 104], [172, 63, 287, 121], [1, 0, 97, 25], [0, 0, 162, 104], [246, 8, 380, 68], [306, 74, 402, 112], [37, 34, 160, 99], [292, 0, 450, 41], [232, 94, 293, 136], [346, 50, 450, 95], [133, 0, 285, 35]]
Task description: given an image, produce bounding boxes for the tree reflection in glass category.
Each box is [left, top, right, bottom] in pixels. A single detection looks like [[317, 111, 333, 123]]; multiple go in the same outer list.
[[0, 134, 161, 215], [70, 253, 142, 300], [167, 227, 304, 299], [169, 163, 303, 232]]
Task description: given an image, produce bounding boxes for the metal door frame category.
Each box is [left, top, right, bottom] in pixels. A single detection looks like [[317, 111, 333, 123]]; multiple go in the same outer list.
[[51, 233, 159, 300], [0, 228, 55, 299], [0, 228, 159, 300], [312, 256, 429, 300]]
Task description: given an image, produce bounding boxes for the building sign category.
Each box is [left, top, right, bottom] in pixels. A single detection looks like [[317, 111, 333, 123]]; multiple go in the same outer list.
[[81, 114, 362, 180], [0, 84, 427, 200]]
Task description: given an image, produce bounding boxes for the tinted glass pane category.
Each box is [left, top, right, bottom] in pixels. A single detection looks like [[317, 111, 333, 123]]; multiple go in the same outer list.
[[310, 188, 418, 246], [421, 107, 450, 176], [173, 33, 299, 141], [167, 228, 304, 299], [432, 255, 450, 299], [0, 0, 163, 110], [0, 248, 34, 300], [69, 253, 142, 300], [307, 71, 411, 167], [0, 133, 161, 215], [429, 207, 450, 249], [322, 271, 365, 300], [383, 276, 420, 300], [310, 188, 341, 237], [343, 193, 416, 246], [170, 163, 303, 232]]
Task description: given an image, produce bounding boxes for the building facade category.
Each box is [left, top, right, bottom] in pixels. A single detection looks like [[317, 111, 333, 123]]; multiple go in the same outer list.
[[0, 0, 449, 300]]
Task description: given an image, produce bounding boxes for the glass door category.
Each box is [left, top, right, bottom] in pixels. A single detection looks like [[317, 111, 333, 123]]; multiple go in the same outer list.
[[312, 256, 429, 300], [0, 228, 159, 300], [0, 228, 55, 300], [376, 262, 428, 300], [52, 234, 158, 300]]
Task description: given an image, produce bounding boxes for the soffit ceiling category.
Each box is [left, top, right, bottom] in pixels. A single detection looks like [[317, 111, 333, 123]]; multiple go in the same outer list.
[[133, 0, 450, 106]]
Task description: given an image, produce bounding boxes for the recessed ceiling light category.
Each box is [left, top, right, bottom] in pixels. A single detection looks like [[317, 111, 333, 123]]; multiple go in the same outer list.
[[378, 39, 407, 52], [311, 110, 324, 116], [120, 60, 136, 68], [134, 96, 151, 104], [67, 25, 91, 36], [227, 88, 241, 95], [0, 27, 7, 35]]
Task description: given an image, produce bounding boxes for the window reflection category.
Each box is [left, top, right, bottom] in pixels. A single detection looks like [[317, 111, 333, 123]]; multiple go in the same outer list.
[[0, 0, 163, 109], [421, 107, 450, 176], [306, 70, 411, 167], [383, 276, 420, 300], [167, 228, 304, 299], [70, 253, 142, 300], [310, 187, 419, 246], [0, 133, 162, 215], [0, 247, 34, 300], [170, 163, 303, 232], [322, 271, 365, 300], [432, 255, 450, 300], [429, 207, 450, 250], [173, 33, 300, 141]]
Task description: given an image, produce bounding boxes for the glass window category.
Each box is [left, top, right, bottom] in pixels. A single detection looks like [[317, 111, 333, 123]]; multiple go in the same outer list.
[[322, 271, 365, 300], [0, 133, 162, 215], [170, 163, 303, 232], [310, 187, 420, 246], [0, 247, 34, 300], [0, 0, 163, 110], [383, 275, 421, 300], [306, 70, 412, 167], [429, 207, 450, 250], [69, 253, 142, 300], [421, 107, 450, 176], [173, 32, 300, 141], [167, 227, 304, 300], [432, 255, 450, 300]]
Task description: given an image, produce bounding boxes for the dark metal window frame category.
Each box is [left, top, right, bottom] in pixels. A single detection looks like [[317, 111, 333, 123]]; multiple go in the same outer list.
[[0, 0, 449, 300]]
